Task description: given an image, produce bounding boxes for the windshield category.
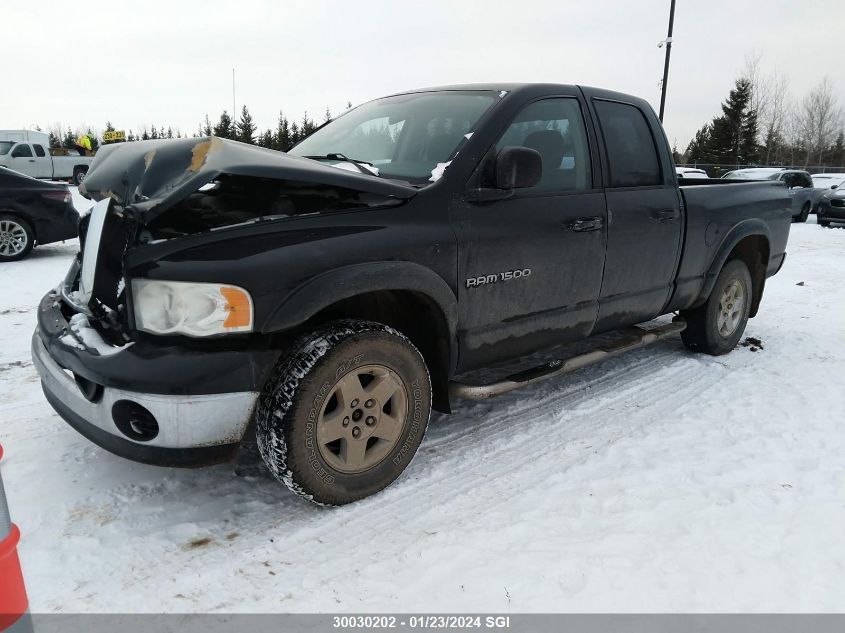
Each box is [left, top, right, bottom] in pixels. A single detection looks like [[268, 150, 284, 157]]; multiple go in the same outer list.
[[289, 91, 498, 183], [0, 141, 15, 156]]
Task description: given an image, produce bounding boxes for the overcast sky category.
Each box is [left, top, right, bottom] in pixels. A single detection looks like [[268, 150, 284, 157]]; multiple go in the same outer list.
[[3, 0, 843, 149]]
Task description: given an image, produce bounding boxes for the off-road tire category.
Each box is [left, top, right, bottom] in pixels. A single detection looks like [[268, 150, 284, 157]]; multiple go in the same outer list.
[[0, 213, 35, 262], [794, 202, 810, 223], [256, 320, 432, 506], [680, 259, 752, 356]]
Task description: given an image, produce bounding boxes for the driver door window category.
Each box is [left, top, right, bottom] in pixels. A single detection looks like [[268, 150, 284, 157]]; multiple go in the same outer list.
[[492, 98, 592, 193]]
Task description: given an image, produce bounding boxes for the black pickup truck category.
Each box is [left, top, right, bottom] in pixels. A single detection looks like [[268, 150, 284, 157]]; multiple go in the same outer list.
[[32, 84, 791, 505]]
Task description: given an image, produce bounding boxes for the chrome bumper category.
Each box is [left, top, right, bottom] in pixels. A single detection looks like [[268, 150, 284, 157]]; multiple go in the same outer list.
[[32, 332, 257, 450]]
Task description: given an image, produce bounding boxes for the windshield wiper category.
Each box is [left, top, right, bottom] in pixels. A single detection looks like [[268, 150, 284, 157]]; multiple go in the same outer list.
[[304, 153, 376, 176]]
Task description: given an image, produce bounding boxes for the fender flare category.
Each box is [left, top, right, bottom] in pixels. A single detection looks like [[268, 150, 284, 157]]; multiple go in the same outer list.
[[696, 218, 771, 307], [261, 261, 458, 342]]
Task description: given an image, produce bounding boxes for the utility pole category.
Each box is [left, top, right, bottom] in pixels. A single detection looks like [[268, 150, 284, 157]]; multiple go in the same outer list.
[[658, 0, 676, 123], [232, 67, 236, 124]]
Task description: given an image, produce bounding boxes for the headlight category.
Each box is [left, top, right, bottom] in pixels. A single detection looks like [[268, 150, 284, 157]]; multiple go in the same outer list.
[[132, 279, 253, 337]]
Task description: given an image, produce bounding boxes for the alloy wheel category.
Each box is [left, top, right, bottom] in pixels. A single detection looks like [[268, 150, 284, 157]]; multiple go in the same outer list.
[[0, 220, 28, 257], [316, 364, 409, 474]]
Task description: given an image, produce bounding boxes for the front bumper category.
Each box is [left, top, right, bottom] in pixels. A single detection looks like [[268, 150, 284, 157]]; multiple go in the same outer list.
[[817, 199, 845, 222], [32, 290, 280, 467]]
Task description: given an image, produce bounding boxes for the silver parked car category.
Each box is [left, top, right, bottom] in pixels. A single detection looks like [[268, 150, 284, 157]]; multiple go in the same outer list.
[[722, 169, 814, 222]]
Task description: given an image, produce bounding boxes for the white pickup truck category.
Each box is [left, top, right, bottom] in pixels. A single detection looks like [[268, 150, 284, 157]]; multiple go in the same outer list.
[[0, 130, 94, 185]]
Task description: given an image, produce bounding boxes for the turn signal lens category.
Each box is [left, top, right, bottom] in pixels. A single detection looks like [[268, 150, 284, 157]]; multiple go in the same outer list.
[[220, 286, 252, 329]]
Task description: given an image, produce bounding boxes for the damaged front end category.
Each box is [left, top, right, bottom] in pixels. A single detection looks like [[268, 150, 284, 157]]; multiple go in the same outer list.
[[63, 136, 417, 339], [34, 137, 419, 465]]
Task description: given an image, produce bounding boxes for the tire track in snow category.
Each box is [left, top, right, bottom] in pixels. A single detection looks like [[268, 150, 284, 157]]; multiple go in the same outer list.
[[110, 343, 737, 609]]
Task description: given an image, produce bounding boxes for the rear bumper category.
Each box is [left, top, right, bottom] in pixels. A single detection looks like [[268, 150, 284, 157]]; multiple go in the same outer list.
[[32, 289, 281, 466]]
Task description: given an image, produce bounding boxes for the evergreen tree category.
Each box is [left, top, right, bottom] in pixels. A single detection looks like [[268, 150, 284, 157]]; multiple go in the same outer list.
[[62, 127, 76, 149], [707, 78, 758, 165], [166, 126, 173, 139], [324, 106, 332, 123], [150, 125, 159, 139], [274, 111, 291, 151], [290, 122, 300, 145], [213, 110, 234, 139], [48, 131, 61, 148], [202, 114, 213, 137], [300, 111, 317, 138], [141, 127, 150, 141], [104, 121, 115, 132], [258, 129, 274, 148], [236, 105, 257, 144], [685, 124, 712, 163]]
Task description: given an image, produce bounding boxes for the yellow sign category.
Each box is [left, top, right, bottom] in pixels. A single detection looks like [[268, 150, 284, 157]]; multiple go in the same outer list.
[[102, 130, 126, 142]]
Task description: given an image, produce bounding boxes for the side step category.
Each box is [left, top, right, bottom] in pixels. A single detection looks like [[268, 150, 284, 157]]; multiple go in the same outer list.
[[449, 318, 687, 400]]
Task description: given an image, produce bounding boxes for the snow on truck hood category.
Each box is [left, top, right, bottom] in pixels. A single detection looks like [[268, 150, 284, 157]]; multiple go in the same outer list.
[[79, 137, 417, 224]]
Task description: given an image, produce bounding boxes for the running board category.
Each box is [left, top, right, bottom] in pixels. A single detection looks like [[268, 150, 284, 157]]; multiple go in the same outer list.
[[449, 318, 687, 400]]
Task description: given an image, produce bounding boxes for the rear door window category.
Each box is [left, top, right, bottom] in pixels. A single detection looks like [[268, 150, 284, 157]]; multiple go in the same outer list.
[[33, 144, 46, 157], [594, 100, 662, 188]]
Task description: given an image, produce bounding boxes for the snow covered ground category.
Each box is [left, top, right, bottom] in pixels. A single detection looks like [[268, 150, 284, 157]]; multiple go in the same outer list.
[[1, 194, 844, 613]]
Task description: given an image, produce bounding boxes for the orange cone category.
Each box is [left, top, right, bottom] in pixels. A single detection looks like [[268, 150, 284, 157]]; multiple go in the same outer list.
[[0, 445, 30, 633]]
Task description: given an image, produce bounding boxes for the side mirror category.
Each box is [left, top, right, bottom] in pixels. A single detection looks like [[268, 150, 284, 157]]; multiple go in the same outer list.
[[831, 184, 838, 190], [495, 146, 542, 190]]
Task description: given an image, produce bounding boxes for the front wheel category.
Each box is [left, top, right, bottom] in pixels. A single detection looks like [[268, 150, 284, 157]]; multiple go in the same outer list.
[[794, 202, 810, 223], [680, 259, 752, 356], [256, 320, 432, 505], [0, 214, 35, 262]]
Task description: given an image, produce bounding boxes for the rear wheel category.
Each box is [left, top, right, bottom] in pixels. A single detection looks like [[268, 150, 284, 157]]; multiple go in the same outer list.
[[256, 320, 432, 505], [72, 167, 87, 186], [819, 219, 831, 228], [0, 214, 34, 262], [794, 202, 810, 223], [680, 259, 752, 356]]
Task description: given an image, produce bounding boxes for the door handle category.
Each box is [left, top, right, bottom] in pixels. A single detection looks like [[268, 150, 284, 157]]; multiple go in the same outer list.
[[28, 159, 36, 162], [566, 217, 604, 232], [652, 209, 679, 221]]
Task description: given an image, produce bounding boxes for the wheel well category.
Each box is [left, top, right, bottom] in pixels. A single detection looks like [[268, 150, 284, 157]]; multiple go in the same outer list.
[[726, 235, 769, 317], [300, 290, 453, 413]]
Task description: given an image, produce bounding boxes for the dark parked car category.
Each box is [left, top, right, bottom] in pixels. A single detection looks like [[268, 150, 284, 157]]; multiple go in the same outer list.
[[816, 182, 845, 227], [32, 84, 791, 505], [0, 166, 78, 261]]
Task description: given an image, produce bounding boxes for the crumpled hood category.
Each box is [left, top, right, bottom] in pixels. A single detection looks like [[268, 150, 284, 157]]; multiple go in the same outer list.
[[79, 136, 417, 223]]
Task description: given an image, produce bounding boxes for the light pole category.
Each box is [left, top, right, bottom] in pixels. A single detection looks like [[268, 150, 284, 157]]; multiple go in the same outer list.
[[658, 0, 676, 123]]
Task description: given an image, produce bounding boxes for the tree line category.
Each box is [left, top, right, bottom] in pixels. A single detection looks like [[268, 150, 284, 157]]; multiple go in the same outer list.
[[42, 102, 345, 153], [680, 53, 845, 170]]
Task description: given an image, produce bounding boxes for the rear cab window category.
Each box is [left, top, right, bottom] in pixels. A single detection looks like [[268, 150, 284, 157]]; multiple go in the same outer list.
[[593, 100, 662, 188], [11, 144, 33, 158]]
